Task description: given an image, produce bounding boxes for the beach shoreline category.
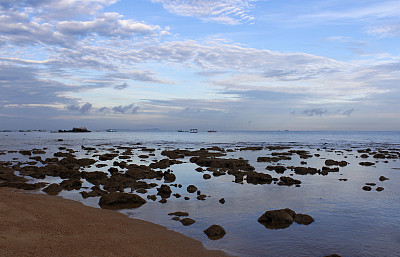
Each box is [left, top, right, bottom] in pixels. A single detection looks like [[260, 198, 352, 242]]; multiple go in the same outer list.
[[0, 187, 228, 257]]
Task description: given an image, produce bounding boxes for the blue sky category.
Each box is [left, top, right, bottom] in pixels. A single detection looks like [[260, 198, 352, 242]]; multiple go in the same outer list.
[[0, 0, 399, 131]]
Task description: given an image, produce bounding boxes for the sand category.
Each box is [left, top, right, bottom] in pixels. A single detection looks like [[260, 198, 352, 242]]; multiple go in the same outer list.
[[0, 188, 227, 257]]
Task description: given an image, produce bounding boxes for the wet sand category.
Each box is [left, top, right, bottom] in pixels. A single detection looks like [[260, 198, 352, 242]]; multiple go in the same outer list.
[[0, 188, 227, 257]]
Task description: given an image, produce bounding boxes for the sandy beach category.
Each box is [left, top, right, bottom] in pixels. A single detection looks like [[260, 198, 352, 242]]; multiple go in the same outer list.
[[0, 188, 227, 257]]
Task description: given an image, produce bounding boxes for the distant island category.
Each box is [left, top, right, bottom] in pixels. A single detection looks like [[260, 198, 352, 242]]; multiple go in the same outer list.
[[58, 127, 91, 133]]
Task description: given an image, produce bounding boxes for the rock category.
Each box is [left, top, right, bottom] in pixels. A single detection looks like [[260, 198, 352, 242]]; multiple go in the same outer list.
[[294, 214, 315, 225], [376, 187, 384, 191], [203, 225, 226, 240], [324, 255, 341, 257], [98, 192, 146, 209], [184, 197, 190, 200], [164, 172, 176, 183], [187, 185, 198, 193], [181, 218, 196, 226], [42, 183, 63, 195], [379, 176, 389, 181], [159, 198, 167, 204], [294, 167, 319, 175], [203, 174, 211, 180], [362, 186, 372, 191], [136, 188, 147, 194], [173, 193, 181, 198], [147, 195, 157, 201], [197, 194, 207, 200], [277, 176, 301, 186], [219, 198, 225, 204], [257, 208, 295, 229], [359, 162, 375, 166], [325, 160, 348, 167], [365, 183, 376, 186], [171, 217, 180, 221], [246, 172, 272, 185], [19, 150, 32, 156], [157, 184, 172, 198], [266, 165, 286, 174], [60, 179, 82, 190], [168, 211, 189, 217]]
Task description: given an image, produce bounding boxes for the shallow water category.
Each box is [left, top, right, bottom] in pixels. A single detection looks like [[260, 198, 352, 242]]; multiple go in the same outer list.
[[1, 131, 400, 257]]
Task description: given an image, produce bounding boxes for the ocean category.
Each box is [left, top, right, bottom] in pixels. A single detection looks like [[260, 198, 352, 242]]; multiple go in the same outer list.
[[1, 131, 400, 256]]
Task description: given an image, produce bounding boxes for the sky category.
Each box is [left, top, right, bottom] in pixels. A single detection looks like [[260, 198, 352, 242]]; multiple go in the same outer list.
[[0, 0, 399, 131]]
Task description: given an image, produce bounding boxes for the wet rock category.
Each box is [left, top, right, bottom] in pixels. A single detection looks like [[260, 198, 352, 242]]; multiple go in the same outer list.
[[173, 193, 181, 198], [197, 194, 207, 200], [181, 218, 196, 226], [365, 183, 376, 186], [168, 211, 189, 217], [81, 171, 108, 185], [294, 214, 315, 225], [266, 165, 286, 174], [277, 176, 301, 186], [325, 159, 348, 167], [157, 184, 172, 198], [184, 197, 190, 200], [149, 159, 183, 169], [257, 208, 295, 229], [212, 170, 226, 176], [359, 162, 375, 166], [163, 171, 176, 183], [246, 172, 272, 185], [42, 183, 63, 195], [19, 150, 32, 156], [99, 192, 146, 209], [294, 167, 319, 175], [338, 178, 348, 181], [190, 157, 254, 172], [219, 198, 225, 204], [324, 254, 341, 257], [203, 174, 211, 180], [257, 156, 291, 162], [98, 153, 118, 161], [159, 198, 167, 204], [379, 176, 389, 181], [136, 188, 147, 194], [195, 167, 203, 172], [204, 225, 226, 240], [376, 187, 384, 191], [60, 179, 82, 190], [171, 216, 180, 221], [80, 186, 106, 199], [187, 185, 198, 193], [360, 154, 369, 158], [362, 186, 372, 191], [147, 195, 157, 201]]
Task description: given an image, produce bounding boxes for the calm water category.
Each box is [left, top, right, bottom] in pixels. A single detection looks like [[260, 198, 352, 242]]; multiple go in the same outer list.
[[1, 131, 400, 257]]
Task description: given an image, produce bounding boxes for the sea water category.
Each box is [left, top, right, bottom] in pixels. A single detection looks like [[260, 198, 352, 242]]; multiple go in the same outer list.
[[1, 131, 400, 256]]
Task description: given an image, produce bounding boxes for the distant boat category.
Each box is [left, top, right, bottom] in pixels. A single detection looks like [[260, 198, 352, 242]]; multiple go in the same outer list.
[[190, 129, 198, 133], [207, 130, 217, 133], [106, 129, 117, 132], [177, 129, 188, 132]]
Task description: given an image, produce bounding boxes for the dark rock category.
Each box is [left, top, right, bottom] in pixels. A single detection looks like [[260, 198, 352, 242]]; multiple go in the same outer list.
[[19, 150, 32, 156], [204, 225, 226, 240], [42, 183, 63, 195], [197, 194, 207, 200], [136, 188, 147, 194], [277, 176, 301, 186], [60, 179, 82, 190], [365, 183, 376, 186], [157, 184, 172, 198], [168, 211, 189, 217], [159, 198, 167, 204], [171, 217, 180, 221], [181, 218, 196, 226], [360, 154, 369, 158], [266, 165, 286, 174], [294, 167, 319, 175], [257, 208, 296, 229], [362, 186, 372, 191], [99, 192, 146, 209], [147, 195, 157, 201], [173, 193, 181, 198], [203, 174, 211, 180], [294, 214, 315, 225], [187, 185, 198, 193], [246, 172, 272, 184], [376, 187, 384, 191], [164, 171, 176, 183], [359, 162, 375, 166], [184, 197, 190, 200], [379, 176, 389, 181], [219, 198, 225, 204]]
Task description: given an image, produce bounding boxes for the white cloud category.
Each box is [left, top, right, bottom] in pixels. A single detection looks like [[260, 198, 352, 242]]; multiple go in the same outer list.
[[150, 0, 257, 25], [367, 24, 400, 38]]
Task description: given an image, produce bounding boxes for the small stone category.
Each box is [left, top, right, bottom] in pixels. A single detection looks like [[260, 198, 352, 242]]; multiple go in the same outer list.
[[219, 198, 225, 204], [203, 225, 226, 240], [181, 218, 196, 226]]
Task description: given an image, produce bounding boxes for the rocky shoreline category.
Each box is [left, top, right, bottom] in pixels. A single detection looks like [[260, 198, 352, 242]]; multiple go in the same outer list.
[[1, 140, 399, 256]]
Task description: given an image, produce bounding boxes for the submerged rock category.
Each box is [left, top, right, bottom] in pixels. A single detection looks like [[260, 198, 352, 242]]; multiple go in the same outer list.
[[42, 183, 63, 195], [187, 185, 198, 193]]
